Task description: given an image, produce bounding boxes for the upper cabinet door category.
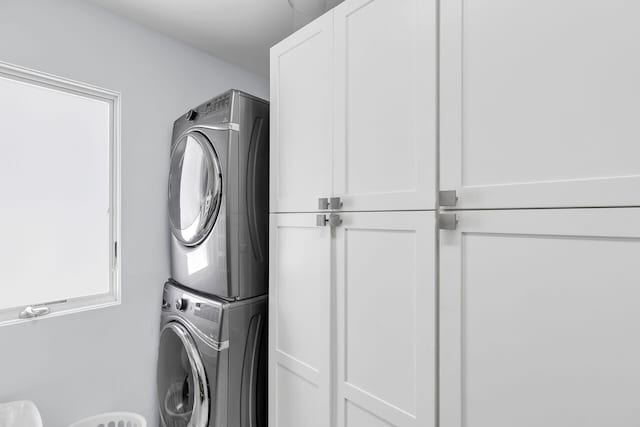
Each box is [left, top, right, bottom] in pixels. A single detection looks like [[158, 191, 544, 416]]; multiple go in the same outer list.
[[270, 13, 334, 213], [333, 0, 437, 211], [439, 208, 640, 427], [335, 211, 436, 427], [440, 0, 640, 209], [269, 213, 332, 427]]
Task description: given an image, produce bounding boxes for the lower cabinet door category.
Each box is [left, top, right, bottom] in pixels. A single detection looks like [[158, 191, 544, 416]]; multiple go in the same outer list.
[[335, 211, 437, 427], [269, 213, 332, 427], [440, 208, 640, 427]]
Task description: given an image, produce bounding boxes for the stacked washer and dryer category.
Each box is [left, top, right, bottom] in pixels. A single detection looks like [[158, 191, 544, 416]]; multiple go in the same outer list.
[[157, 90, 269, 427]]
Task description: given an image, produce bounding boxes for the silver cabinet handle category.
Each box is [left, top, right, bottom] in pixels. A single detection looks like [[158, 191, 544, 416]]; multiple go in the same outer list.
[[317, 213, 342, 227], [319, 197, 343, 210], [439, 190, 458, 207], [438, 213, 458, 230], [19, 305, 50, 319], [318, 197, 329, 210], [328, 213, 342, 227], [329, 197, 343, 210], [317, 214, 328, 226]]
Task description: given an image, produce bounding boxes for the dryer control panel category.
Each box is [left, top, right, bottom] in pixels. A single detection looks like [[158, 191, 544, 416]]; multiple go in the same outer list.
[[190, 93, 232, 123]]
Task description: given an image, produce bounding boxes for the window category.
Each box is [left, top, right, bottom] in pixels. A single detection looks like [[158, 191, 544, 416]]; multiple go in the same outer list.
[[0, 61, 120, 325]]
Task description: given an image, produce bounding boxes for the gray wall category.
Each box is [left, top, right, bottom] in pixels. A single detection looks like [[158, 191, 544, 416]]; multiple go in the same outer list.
[[0, 0, 268, 425]]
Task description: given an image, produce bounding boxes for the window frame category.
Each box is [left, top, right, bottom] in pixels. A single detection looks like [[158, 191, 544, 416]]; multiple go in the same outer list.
[[0, 61, 121, 326]]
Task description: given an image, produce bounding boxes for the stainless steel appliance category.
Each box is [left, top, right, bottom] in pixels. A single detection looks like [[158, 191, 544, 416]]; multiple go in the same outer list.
[[157, 281, 267, 427], [168, 90, 269, 300]]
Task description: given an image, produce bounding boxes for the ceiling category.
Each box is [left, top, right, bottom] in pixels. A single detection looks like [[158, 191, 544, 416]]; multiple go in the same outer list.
[[88, 0, 301, 77]]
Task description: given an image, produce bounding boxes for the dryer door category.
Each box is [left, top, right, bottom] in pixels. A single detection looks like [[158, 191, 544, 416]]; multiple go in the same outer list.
[[157, 322, 210, 427], [169, 131, 223, 246]]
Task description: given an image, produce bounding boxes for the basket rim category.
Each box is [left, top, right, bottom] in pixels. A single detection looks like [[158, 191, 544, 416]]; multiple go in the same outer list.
[[68, 411, 147, 427]]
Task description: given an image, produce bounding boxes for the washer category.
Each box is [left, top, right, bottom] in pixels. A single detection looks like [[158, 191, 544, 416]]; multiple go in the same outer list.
[[157, 281, 267, 427], [168, 90, 269, 300]]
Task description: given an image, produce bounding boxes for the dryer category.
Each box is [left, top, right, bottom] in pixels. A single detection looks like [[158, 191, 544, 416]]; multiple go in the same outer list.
[[157, 281, 267, 427], [168, 90, 269, 300]]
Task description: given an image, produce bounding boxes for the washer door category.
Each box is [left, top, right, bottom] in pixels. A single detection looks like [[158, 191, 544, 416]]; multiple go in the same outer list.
[[157, 322, 210, 427], [169, 131, 222, 246]]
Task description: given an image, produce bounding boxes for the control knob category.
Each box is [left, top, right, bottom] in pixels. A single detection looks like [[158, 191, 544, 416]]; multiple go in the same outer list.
[[175, 297, 187, 311]]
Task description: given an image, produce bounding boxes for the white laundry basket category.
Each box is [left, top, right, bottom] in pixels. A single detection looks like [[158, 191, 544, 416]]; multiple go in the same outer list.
[[68, 412, 147, 427]]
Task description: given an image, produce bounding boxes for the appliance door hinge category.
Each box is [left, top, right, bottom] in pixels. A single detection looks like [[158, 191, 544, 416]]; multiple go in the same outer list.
[[439, 190, 458, 207], [439, 213, 458, 230]]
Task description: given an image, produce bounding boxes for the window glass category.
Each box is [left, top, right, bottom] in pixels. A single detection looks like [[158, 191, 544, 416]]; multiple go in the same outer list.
[[0, 64, 119, 322]]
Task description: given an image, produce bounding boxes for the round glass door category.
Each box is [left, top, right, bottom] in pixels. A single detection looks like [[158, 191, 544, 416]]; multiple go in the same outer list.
[[168, 132, 222, 246], [157, 323, 209, 427]]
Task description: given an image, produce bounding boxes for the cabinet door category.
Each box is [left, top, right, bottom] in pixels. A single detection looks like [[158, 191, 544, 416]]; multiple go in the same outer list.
[[333, 0, 437, 211], [440, 208, 640, 427], [335, 211, 436, 427], [269, 214, 332, 427], [270, 13, 334, 213], [440, 0, 640, 209]]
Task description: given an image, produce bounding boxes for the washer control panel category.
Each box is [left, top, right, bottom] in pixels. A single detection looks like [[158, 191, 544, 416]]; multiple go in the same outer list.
[[161, 281, 226, 341]]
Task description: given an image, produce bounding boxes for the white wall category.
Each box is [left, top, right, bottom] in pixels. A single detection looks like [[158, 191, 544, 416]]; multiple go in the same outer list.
[[0, 0, 268, 425]]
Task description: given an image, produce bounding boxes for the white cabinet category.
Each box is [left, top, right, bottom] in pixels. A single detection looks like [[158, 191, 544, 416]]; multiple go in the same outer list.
[[332, 0, 437, 211], [272, 1, 640, 427], [439, 208, 640, 427], [269, 211, 436, 427], [335, 211, 436, 427], [270, 0, 437, 213], [269, 214, 332, 427], [439, 5, 640, 424], [270, 1, 438, 426], [270, 14, 334, 213], [440, 0, 640, 209]]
